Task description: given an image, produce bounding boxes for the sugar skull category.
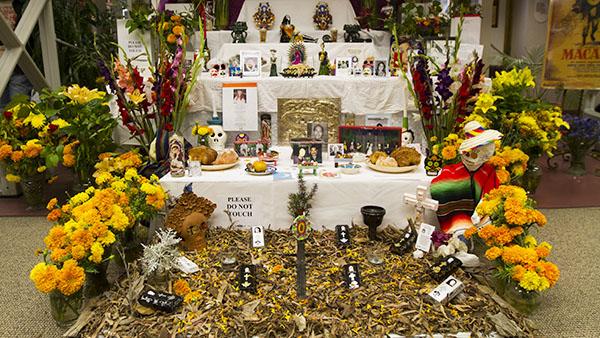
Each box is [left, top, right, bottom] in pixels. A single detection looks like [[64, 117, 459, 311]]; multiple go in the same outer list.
[[208, 125, 227, 151]]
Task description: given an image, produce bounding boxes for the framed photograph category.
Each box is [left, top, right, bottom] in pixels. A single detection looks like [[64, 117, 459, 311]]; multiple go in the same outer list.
[[290, 138, 323, 164], [240, 50, 261, 77], [338, 125, 403, 154], [307, 122, 328, 145], [234, 141, 269, 157], [328, 143, 344, 157], [374, 59, 388, 77], [351, 56, 361, 76], [222, 83, 258, 131], [335, 57, 352, 77]]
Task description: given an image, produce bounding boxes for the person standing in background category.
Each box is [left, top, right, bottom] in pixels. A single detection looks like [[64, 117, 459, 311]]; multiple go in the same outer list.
[[0, 0, 33, 110]]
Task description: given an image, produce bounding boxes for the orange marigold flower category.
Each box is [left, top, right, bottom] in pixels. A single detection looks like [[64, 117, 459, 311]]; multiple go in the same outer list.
[[63, 153, 75, 167], [167, 33, 177, 44], [46, 209, 62, 222], [172, 25, 184, 36], [477, 224, 497, 241], [496, 168, 510, 184], [44, 226, 68, 250], [509, 226, 523, 237], [56, 259, 85, 296], [0, 144, 12, 160], [494, 225, 514, 245], [46, 198, 58, 210], [537, 261, 560, 286], [512, 265, 527, 281], [464, 226, 478, 239], [10, 150, 24, 162], [174, 279, 191, 296], [50, 248, 68, 262]]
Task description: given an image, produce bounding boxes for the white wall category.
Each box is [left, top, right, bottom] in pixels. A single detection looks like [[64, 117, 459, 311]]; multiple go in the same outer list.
[[480, 0, 509, 67], [509, 0, 548, 58]]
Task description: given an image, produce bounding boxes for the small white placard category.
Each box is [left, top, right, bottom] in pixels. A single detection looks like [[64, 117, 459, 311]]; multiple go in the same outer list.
[[176, 256, 200, 274], [415, 223, 436, 253], [251, 226, 265, 248], [428, 275, 464, 304], [335, 57, 352, 77]]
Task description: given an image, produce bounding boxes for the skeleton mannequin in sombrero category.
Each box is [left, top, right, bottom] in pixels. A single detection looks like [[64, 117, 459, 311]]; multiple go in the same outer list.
[[430, 121, 502, 235]]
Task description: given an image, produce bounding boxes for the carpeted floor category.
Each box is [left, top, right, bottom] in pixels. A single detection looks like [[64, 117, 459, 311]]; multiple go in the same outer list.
[[0, 210, 599, 337]]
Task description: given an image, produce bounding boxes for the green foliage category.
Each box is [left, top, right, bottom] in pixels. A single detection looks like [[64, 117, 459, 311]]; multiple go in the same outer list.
[[287, 173, 318, 219]]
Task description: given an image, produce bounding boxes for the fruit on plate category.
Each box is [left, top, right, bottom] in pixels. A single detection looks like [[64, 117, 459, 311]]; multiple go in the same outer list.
[[189, 146, 218, 165], [390, 147, 421, 166], [252, 160, 268, 172], [376, 156, 398, 167], [213, 149, 239, 165], [369, 151, 387, 164]]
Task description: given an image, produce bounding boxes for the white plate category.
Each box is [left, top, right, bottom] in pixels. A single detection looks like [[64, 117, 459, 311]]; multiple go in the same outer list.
[[367, 162, 418, 173], [246, 167, 277, 176], [202, 161, 239, 171]]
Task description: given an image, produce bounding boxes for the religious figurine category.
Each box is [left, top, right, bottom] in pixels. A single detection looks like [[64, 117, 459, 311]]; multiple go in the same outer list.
[[280, 15, 295, 43], [313, 1, 333, 30], [288, 35, 306, 65], [380, 0, 394, 20], [260, 114, 272, 144], [318, 42, 330, 75], [430, 122, 502, 235], [269, 49, 278, 76], [231, 21, 248, 43], [389, 44, 401, 77], [253, 2, 275, 30]]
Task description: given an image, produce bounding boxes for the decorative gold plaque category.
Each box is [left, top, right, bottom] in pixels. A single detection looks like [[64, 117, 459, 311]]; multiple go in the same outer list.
[[277, 98, 341, 145]]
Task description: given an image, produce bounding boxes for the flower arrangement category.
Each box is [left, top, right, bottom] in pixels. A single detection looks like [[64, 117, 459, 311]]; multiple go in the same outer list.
[[93, 151, 144, 178], [465, 185, 559, 295], [392, 1, 449, 37], [0, 100, 68, 183], [430, 133, 462, 166], [192, 124, 213, 146], [464, 68, 569, 161], [560, 114, 600, 175], [100, 7, 206, 159], [39, 85, 116, 183], [487, 146, 529, 184]]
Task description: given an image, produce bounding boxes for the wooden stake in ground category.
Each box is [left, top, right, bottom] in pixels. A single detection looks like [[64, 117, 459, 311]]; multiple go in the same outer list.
[[291, 214, 312, 298]]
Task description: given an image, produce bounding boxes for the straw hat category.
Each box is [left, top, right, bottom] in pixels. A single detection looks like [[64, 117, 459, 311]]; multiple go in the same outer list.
[[458, 121, 502, 152]]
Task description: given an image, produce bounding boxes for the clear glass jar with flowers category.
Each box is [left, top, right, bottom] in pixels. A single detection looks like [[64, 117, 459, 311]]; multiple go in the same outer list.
[[464, 185, 559, 314], [561, 114, 600, 176], [192, 124, 214, 147]]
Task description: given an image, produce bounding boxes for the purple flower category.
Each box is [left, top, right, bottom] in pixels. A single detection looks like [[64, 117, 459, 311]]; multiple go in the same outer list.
[[435, 65, 453, 105], [563, 114, 600, 144], [431, 230, 451, 249]]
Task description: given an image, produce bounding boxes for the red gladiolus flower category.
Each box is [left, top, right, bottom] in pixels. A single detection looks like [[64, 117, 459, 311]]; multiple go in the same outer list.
[[48, 124, 58, 132], [164, 123, 173, 131], [3, 111, 12, 119]]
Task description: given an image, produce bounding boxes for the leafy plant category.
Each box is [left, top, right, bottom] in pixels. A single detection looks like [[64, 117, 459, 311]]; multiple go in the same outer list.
[[287, 173, 318, 219]]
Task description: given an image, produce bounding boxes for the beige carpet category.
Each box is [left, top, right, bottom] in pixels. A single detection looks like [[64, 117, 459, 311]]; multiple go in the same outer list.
[[0, 209, 599, 337]]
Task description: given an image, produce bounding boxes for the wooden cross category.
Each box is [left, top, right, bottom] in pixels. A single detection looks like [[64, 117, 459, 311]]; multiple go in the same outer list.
[[292, 214, 312, 298], [403, 185, 439, 225]]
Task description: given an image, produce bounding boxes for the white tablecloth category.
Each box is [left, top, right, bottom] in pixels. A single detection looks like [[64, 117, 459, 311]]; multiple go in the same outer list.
[[237, 0, 358, 32], [189, 74, 413, 116], [212, 42, 389, 68], [160, 147, 436, 230]]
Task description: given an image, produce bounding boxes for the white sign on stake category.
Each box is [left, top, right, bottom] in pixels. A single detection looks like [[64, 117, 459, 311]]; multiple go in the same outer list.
[[251, 225, 265, 248], [415, 223, 436, 253]]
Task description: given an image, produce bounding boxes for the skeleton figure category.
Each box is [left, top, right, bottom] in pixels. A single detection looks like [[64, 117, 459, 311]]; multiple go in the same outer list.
[[573, 0, 600, 44]]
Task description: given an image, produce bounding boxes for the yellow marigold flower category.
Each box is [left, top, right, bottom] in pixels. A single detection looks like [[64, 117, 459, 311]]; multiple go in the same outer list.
[[37, 166, 47, 173], [95, 171, 114, 186], [46, 198, 58, 211], [10, 150, 24, 162], [109, 205, 130, 232], [432, 144, 440, 156], [110, 180, 127, 192], [51, 118, 70, 129], [124, 168, 139, 181], [184, 290, 201, 303], [172, 24, 184, 36], [430, 136, 438, 143], [509, 226, 523, 237], [170, 15, 181, 22], [56, 259, 85, 296], [496, 168, 510, 184], [441, 145, 457, 161], [47, 209, 62, 222], [23, 112, 46, 129], [71, 244, 86, 260], [30, 262, 58, 293], [71, 228, 94, 250], [61, 204, 71, 213], [464, 226, 478, 239], [477, 224, 497, 241], [63, 84, 106, 105], [63, 153, 75, 167], [537, 261, 560, 287], [488, 155, 508, 168], [90, 223, 108, 238], [0, 144, 12, 160], [174, 279, 191, 296], [69, 192, 90, 206], [485, 247, 503, 261], [519, 270, 549, 292], [6, 173, 21, 182], [98, 230, 116, 246], [494, 225, 514, 245], [535, 242, 552, 259], [50, 248, 68, 262], [44, 226, 67, 250], [89, 242, 104, 264], [140, 182, 158, 195]]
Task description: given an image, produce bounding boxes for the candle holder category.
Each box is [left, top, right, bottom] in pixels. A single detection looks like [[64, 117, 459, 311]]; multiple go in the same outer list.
[[361, 205, 386, 241]]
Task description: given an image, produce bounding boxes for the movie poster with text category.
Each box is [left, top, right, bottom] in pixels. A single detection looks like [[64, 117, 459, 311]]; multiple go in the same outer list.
[[542, 0, 600, 89]]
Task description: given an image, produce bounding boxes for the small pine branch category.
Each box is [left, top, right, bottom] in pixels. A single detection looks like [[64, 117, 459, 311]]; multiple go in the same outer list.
[[288, 174, 318, 218]]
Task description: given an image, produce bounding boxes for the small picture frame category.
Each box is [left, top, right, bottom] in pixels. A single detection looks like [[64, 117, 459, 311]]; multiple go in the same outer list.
[[234, 141, 269, 157], [328, 143, 344, 158], [290, 138, 323, 164], [335, 57, 352, 77], [351, 56, 361, 76], [307, 122, 328, 145], [374, 59, 388, 77], [240, 50, 261, 77]]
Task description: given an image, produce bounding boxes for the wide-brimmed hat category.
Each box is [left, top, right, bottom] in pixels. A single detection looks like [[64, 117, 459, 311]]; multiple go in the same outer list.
[[458, 121, 502, 152]]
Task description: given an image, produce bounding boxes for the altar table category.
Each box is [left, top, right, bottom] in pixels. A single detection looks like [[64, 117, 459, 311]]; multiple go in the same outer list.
[[159, 147, 436, 230]]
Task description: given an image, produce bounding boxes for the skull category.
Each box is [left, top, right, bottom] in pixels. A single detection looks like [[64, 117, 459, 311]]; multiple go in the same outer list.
[[461, 142, 495, 171], [209, 68, 218, 77], [208, 125, 227, 151]]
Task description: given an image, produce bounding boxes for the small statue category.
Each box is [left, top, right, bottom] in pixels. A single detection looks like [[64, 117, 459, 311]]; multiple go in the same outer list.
[[269, 49, 278, 76], [231, 21, 248, 43], [318, 42, 330, 75], [389, 44, 401, 76], [430, 122, 502, 235], [288, 36, 306, 65], [280, 15, 295, 43], [253, 2, 275, 30], [380, 0, 394, 20], [313, 1, 333, 30]]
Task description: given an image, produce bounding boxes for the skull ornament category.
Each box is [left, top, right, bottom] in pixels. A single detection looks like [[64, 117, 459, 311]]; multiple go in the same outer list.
[[461, 143, 495, 171], [458, 121, 502, 172], [208, 125, 227, 151]]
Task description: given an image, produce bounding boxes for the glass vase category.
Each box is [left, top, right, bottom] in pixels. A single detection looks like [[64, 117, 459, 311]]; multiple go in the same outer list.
[[49, 290, 83, 328], [83, 261, 110, 299], [21, 173, 46, 210], [518, 160, 542, 195], [568, 148, 587, 176], [502, 282, 541, 315]]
